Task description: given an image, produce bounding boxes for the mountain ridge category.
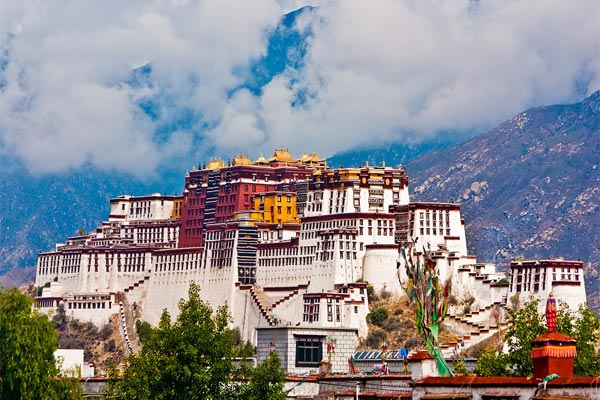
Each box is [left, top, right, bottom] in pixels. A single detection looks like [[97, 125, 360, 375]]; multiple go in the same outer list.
[[405, 91, 599, 311]]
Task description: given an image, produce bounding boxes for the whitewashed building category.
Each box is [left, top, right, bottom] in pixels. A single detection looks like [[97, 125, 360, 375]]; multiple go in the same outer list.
[[34, 151, 585, 366]]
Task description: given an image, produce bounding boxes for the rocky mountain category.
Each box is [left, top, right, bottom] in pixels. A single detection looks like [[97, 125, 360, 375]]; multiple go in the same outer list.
[[404, 92, 600, 312], [326, 138, 457, 169]]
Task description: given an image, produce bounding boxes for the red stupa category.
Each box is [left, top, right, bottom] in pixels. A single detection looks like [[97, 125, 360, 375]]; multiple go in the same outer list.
[[531, 295, 577, 379]]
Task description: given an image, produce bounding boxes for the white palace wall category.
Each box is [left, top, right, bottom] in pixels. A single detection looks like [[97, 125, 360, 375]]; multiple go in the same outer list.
[[362, 245, 403, 296]]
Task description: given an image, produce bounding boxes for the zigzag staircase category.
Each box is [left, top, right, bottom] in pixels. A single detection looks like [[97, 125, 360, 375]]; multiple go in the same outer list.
[[441, 301, 508, 357], [250, 285, 275, 325], [116, 276, 150, 354], [248, 284, 307, 326], [123, 275, 150, 293]]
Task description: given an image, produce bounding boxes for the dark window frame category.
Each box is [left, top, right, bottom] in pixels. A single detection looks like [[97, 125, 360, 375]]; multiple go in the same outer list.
[[295, 335, 324, 367]]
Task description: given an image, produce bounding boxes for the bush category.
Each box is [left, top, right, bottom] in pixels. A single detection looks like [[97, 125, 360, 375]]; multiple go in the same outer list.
[[99, 324, 113, 340], [381, 316, 402, 331], [232, 327, 242, 346], [135, 320, 153, 344], [403, 336, 424, 349], [366, 329, 387, 348], [104, 339, 116, 352], [492, 278, 509, 287], [367, 307, 388, 327], [366, 284, 378, 302], [236, 341, 255, 358], [53, 304, 68, 330], [393, 308, 404, 316]]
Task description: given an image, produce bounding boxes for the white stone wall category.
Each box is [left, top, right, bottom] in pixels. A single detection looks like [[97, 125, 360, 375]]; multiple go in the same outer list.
[[231, 289, 264, 345], [62, 298, 116, 325], [270, 289, 307, 327], [55, 349, 94, 378], [362, 246, 402, 295], [408, 207, 467, 255], [142, 261, 236, 326], [36, 250, 152, 296]]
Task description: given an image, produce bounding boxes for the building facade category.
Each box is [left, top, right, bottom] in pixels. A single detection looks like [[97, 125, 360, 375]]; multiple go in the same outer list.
[[36, 149, 572, 359], [508, 259, 587, 312]]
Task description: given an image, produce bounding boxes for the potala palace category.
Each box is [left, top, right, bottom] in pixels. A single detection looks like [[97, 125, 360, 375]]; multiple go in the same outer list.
[[35, 149, 587, 373]]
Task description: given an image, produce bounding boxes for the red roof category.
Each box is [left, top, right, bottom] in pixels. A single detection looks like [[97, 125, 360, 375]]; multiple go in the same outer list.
[[533, 331, 575, 342], [416, 376, 600, 386], [320, 390, 411, 399], [409, 350, 433, 360]]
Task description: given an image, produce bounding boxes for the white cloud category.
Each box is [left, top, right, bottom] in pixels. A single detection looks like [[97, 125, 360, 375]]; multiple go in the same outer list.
[[240, 0, 599, 157], [0, 0, 282, 176], [1, 0, 598, 176]]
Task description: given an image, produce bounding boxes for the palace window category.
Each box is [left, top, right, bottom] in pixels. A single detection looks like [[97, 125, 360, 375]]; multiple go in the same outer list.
[[295, 336, 323, 367], [303, 298, 320, 322]]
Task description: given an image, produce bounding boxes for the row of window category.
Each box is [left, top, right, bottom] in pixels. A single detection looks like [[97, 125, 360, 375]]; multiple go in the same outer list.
[[419, 228, 451, 236], [156, 260, 203, 272], [67, 301, 111, 310], [419, 210, 451, 222], [206, 231, 236, 240], [318, 251, 358, 261]]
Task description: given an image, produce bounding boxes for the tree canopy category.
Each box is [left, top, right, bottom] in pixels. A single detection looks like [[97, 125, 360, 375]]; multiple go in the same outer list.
[[475, 298, 600, 376], [108, 282, 287, 399], [0, 287, 82, 400]]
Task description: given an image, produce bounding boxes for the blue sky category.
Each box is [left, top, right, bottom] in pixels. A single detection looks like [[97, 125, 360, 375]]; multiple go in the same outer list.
[[1, 0, 598, 178]]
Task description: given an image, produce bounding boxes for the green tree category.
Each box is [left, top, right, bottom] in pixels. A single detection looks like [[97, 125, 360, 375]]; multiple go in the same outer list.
[[476, 298, 600, 377], [367, 307, 389, 327], [554, 303, 600, 376], [476, 298, 546, 376], [109, 282, 234, 399], [108, 282, 287, 399], [236, 341, 256, 358], [0, 288, 81, 399], [474, 348, 510, 376], [243, 353, 287, 400], [503, 298, 547, 375], [135, 320, 153, 344]]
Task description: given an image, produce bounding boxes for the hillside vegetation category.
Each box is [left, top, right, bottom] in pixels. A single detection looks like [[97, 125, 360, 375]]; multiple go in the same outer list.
[[360, 286, 459, 352]]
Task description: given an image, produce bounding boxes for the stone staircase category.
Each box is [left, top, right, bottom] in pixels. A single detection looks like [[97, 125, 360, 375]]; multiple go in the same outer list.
[[118, 300, 134, 354], [116, 275, 150, 354], [249, 285, 276, 325], [441, 301, 508, 357], [248, 284, 308, 326], [123, 275, 150, 293], [271, 284, 307, 309]]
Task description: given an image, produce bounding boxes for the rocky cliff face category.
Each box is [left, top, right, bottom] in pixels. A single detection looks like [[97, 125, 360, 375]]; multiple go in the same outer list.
[[405, 92, 600, 312]]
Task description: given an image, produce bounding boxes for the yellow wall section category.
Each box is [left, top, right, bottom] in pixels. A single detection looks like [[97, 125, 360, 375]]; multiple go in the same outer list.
[[252, 192, 297, 225]]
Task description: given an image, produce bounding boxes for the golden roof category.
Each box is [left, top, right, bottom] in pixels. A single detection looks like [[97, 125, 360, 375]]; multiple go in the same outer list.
[[254, 153, 268, 164], [232, 153, 252, 166], [206, 158, 225, 170], [268, 148, 297, 163], [305, 153, 322, 162]]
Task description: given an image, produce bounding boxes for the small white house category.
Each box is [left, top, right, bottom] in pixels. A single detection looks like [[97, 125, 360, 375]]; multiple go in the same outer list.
[[54, 349, 94, 378], [256, 326, 358, 375]]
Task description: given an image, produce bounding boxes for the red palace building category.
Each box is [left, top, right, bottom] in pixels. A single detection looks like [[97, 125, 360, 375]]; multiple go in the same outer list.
[[178, 150, 320, 248]]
